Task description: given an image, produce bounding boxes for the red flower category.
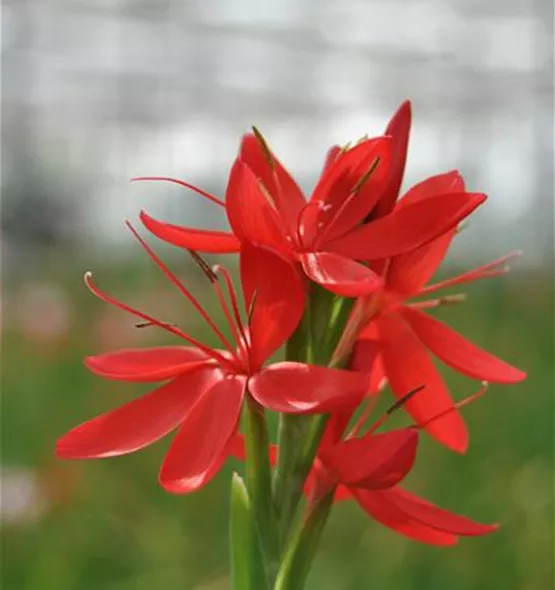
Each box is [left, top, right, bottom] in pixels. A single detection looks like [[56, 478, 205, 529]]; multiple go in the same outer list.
[[138, 102, 485, 297], [305, 391, 498, 546], [352, 172, 526, 453], [56, 226, 368, 493]]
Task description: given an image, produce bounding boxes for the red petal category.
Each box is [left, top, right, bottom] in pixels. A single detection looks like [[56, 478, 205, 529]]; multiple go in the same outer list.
[[351, 326, 386, 392], [378, 315, 468, 453], [319, 139, 392, 242], [225, 158, 289, 251], [327, 192, 486, 261], [385, 172, 465, 294], [56, 367, 220, 459], [353, 488, 458, 546], [249, 362, 366, 414], [320, 428, 418, 489], [372, 100, 412, 219], [398, 171, 465, 207], [140, 211, 240, 253], [240, 243, 305, 368], [304, 458, 338, 504], [402, 307, 526, 383], [320, 411, 355, 450], [307, 137, 392, 241], [388, 488, 498, 536], [160, 374, 245, 493], [85, 347, 213, 382], [386, 232, 454, 296], [239, 133, 306, 233], [299, 251, 383, 297], [334, 485, 352, 502]]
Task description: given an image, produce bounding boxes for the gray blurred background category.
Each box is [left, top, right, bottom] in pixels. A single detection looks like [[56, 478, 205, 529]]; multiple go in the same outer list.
[[2, 1, 554, 590], [3, 0, 554, 269]]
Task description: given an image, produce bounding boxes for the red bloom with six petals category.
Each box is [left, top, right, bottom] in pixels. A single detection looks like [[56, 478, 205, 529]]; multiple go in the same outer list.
[[305, 392, 498, 546], [138, 102, 485, 297], [56, 227, 368, 493]]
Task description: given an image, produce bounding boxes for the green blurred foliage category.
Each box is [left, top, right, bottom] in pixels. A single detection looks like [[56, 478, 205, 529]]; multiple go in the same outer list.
[[1, 258, 553, 590]]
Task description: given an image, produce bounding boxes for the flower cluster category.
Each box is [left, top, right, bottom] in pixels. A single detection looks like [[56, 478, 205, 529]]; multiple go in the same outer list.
[[57, 101, 525, 587]]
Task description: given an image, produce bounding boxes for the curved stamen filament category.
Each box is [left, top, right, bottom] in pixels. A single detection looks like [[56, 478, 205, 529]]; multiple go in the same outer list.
[[365, 385, 425, 436], [213, 265, 249, 358], [131, 176, 226, 207], [84, 272, 234, 369], [408, 293, 467, 310], [125, 222, 237, 357], [420, 251, 522, 296], [416, 382, 488, 429]]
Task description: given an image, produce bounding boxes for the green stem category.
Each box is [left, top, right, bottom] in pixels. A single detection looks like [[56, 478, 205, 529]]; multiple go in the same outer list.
[[273, 308, 313, 546], [274, 290, 354, 548], [244, 399, 280, 587], [274, 490, 336, 590], [277, 414, 329, 545]]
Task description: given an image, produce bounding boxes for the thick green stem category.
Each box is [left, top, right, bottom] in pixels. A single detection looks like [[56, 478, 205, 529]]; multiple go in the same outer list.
[[273, 308, 313, 545], [276, 414, 329, 545], [274, 290, 355, 548], [274, 490, 335, 590], [244, 399, 280, 586]]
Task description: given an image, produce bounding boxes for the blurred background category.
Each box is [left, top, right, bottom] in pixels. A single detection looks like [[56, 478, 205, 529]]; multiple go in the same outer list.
[[2, 0, 553, 589]]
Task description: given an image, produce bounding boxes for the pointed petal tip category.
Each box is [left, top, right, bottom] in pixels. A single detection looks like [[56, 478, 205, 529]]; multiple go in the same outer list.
[[449, 435, 469, 455], [158, 475, 197, 495], [429, 418, 469, 454]]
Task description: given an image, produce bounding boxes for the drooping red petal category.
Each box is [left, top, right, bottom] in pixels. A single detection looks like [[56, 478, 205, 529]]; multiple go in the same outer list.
[[56, 367, 221, 459], [299, 251, 383, 297], [353, 488, 458, 546], [327, 192, 486, 261], [140, 211, 240, 253], [159, 374, 245, 493], [240, 243, 305, 369], [387, 487, 498, 536], [377, 315, 468, 453], [320, 428, 418, 489], [225, 158, 289, 252], [239, 133, 306, 233], [371, 100, 412, 219], [249, 362, 367, 414], [306, 137, 392, 241], [226, 433, 278, 465], [402, 307, 526, 383], [85, 347, 213, 382]]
